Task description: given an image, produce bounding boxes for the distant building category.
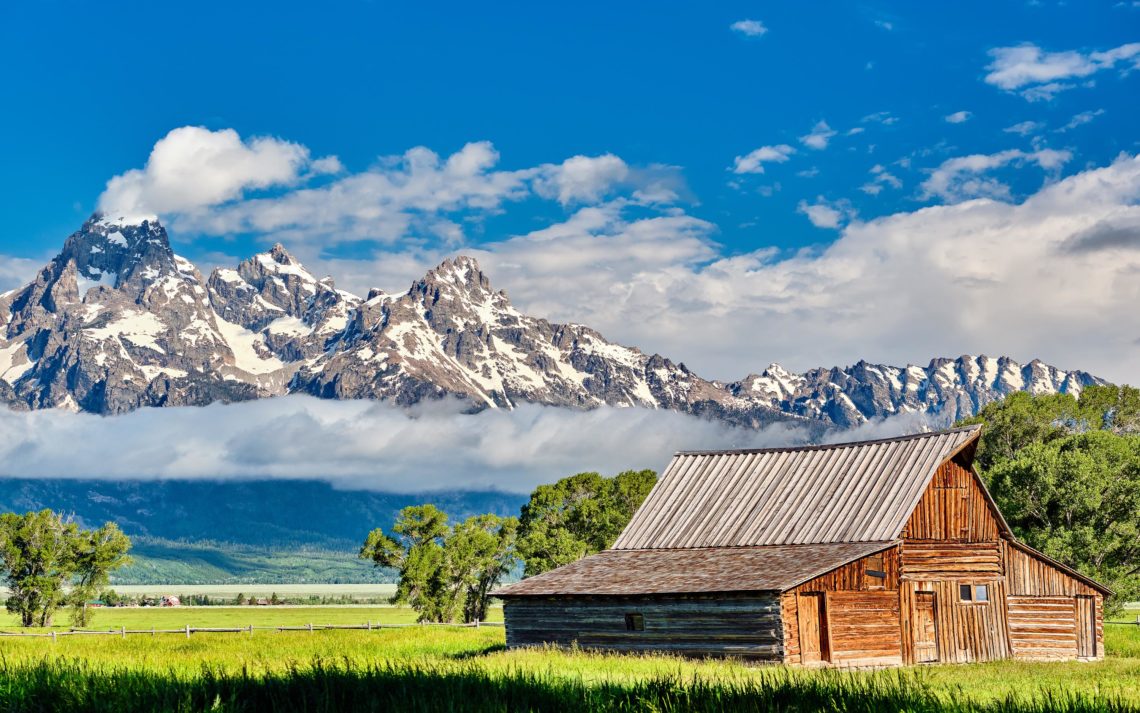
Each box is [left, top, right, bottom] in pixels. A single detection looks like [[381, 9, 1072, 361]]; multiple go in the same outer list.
[[495, 426, 1108, 666], [160, 595, 180, 607]]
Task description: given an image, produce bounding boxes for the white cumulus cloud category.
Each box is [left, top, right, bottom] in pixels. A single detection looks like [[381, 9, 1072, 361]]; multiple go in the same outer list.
[[984, 42, 1140, 101], [97, 126, 336, 221], [944, 111, 973, 124], [800, 121, 837, 150], [730, 19, 767, 37], [919, 148, 1072, 203], [732, 145, 796, 174], [797, 197, 855, 229]]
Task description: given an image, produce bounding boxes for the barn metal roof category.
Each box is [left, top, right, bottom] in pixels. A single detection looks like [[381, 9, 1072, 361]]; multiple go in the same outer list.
[[494, 541, 896, 597], [612, 425, 982, 550]]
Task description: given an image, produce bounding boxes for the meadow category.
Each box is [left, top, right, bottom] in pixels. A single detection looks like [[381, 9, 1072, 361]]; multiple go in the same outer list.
[[0, 606, 1137, 711]]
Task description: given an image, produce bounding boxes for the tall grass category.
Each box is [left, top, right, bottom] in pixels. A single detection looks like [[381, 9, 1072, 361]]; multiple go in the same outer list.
[[0, 658, 1137, 713], [0, 616, 1136, 711]]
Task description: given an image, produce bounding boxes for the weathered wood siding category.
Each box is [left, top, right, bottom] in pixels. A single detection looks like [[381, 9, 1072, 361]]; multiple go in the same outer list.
[[1003, 542, 1101, 596], [900, 580, 1010, 664], [1007, 595, 1078, 660], [792, 546, 900, 592], [783, 548, 901, 665], [826, 591, 903, 666], [901, 458, 1000, 541], [900, 541, 1003, 580], [1002, 542, 1104, 660], [503, 594, 783, 659]]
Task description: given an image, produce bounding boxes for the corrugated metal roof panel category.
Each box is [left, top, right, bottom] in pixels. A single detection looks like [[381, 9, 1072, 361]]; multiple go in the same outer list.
[[493, 542, 896, 597], [611, 426, 981, 549]]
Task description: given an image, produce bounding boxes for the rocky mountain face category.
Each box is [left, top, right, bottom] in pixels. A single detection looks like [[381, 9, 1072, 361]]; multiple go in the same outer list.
[[0, 215, 1104, 427]]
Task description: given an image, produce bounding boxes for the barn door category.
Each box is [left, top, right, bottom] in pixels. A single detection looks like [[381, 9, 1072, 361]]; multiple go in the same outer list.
[[1076, 596, 1097, 658], [913, 591, 939, 663], [797, 592, 830, 664]]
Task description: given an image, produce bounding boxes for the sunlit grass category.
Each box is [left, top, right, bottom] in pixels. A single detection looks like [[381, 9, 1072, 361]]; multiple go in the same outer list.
[[0, 607, 1135, 711]]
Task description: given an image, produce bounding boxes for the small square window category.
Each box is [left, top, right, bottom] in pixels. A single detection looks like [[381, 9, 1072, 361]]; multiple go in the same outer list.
[[959, 584, 973, 602], [624, 613, 644, 631], [974, 585, 989, 602]]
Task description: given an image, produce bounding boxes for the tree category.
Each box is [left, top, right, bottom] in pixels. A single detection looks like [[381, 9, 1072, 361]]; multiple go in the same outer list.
[[516, 469, 656, 576], [0, 510, 130, 627], [361, 504, 450, 621], [986, 431, 1140, 611], [959, 385, 1140, 614], [235, 592, 246, 606], [443, 514, 518, 623], [68, 522, 131, 626], [961, 385, 1140, 473]]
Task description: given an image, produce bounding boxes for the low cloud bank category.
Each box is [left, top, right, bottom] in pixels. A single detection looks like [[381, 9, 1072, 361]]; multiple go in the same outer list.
[[0, 397, 936, 493]]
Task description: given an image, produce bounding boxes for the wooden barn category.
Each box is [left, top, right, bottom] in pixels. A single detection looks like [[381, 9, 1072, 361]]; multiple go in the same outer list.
[[495, 426, 1109, 666]]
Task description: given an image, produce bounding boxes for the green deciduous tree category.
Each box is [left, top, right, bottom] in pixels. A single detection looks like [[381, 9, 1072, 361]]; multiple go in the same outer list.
[[987, 431, 1140, 610], [516, 469, 656, 577], [360, 506, 518, 623], [69, 522, 131, 626], [0, 510, 131, 627], [445, 514, 518, 624], [959, 384, 1140, 613], [361, 504, 450, 620]]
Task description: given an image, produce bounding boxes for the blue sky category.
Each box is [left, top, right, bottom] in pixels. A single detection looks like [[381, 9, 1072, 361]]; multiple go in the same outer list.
[[1, 1, 1139, 382]]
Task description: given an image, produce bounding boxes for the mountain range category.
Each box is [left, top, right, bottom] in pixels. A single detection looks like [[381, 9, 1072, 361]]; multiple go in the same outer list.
[[0, 214, 1103, 427]]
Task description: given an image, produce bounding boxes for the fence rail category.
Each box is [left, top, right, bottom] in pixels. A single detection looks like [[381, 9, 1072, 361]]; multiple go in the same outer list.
[[0, 620, 503, 640]]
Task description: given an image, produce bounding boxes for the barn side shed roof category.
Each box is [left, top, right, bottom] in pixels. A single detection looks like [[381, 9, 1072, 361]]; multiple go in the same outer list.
[[494, 541, 896, 597], [612, 425, 982, 550]]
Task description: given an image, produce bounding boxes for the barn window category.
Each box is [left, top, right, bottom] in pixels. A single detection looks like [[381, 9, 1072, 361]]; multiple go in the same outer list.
[[959, 584, 989, 603], [865, 553, 886, 583], [624, 613, 645, 631]]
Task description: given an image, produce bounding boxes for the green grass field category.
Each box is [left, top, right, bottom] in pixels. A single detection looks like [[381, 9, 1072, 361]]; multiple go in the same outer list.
[[0, 606, 1137, 711]]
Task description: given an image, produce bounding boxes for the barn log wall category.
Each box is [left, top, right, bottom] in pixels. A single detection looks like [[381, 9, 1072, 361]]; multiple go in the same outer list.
[[1007, 595, 1078, 660], [899, 542, 1003, 581], [781, 591, 801, 663], [503, 594, 784, 659]]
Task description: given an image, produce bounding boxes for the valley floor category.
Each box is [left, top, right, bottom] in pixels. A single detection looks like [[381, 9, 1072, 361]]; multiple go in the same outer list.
[[0, 606, 1137, 711]]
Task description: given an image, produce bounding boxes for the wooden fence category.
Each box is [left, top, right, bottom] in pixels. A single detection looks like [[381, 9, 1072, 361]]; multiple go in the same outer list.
[[0, 620, 503, 641]]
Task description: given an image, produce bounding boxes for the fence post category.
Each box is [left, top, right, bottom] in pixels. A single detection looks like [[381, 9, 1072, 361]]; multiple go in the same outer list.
[[308, 622, 313, 634], [249, 625, 254, 637], [476, 619, 480, 629], [52, 631, 57, 644], [185, 624, 191, 639], [366, 621, 371, 631], [121, 625, 126, 639]]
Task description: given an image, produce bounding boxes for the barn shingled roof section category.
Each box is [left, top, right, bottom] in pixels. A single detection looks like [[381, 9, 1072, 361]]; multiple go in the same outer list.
[[611, 425, 982, 550], [493, 541, 896, 597]]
